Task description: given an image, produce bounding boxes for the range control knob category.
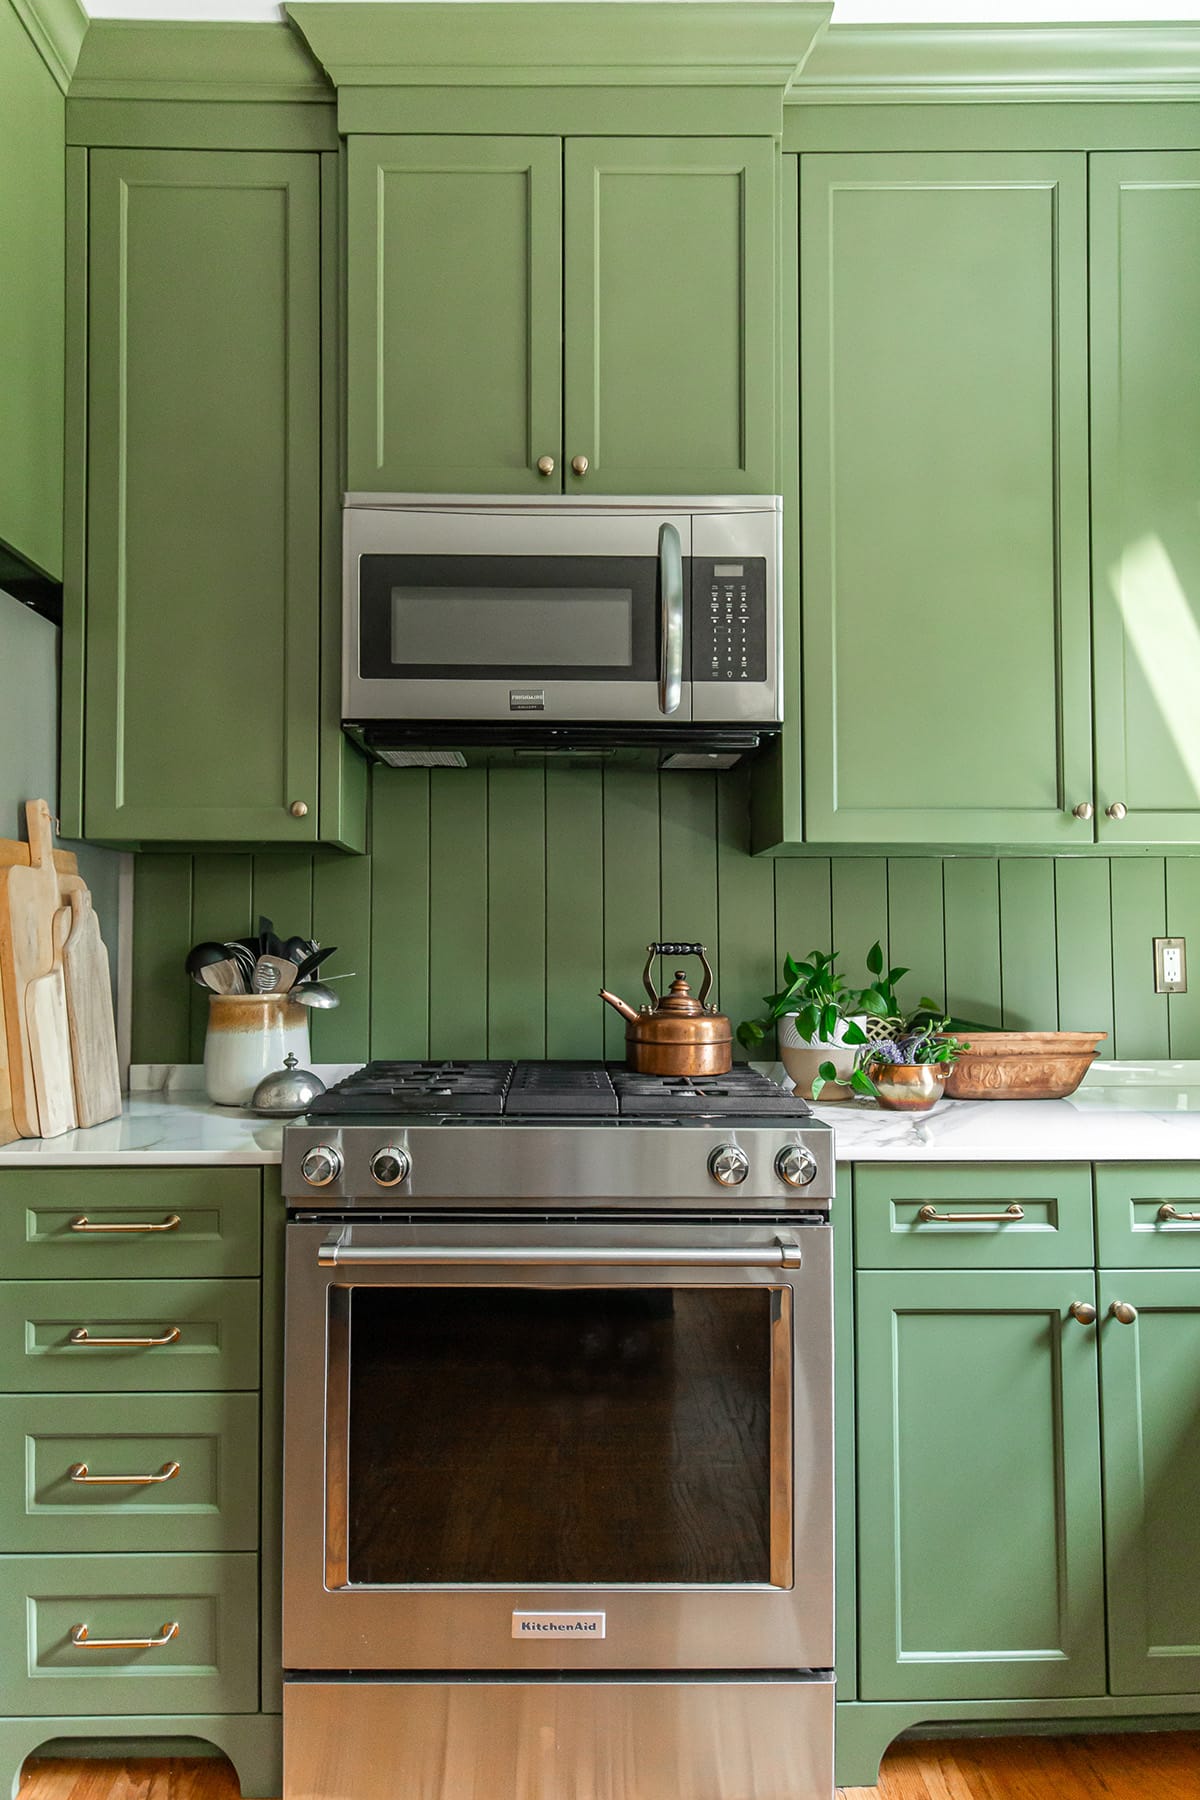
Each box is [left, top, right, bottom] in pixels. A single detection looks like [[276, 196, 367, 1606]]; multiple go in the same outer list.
[[371, 1146, 411, 1188], [708, 1144, 750, 1187], [776, 1145, 818, 1188], [300, 1144, 342, 1188]]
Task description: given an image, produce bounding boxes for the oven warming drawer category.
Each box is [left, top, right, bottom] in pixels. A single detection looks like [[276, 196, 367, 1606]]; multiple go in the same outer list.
[[284, 1673, 833, 1800]]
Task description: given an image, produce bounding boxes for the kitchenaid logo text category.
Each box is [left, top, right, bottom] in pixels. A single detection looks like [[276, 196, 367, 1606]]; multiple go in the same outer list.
[[512, 1613, 606, 1638]]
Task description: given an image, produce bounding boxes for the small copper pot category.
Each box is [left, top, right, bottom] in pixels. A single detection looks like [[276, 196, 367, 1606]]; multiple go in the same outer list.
[[600, 942, 733, 1077]]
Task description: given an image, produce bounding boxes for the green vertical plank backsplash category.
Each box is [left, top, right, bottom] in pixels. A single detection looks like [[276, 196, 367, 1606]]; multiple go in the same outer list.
[[999, 859, 1058, 1031], [487, 768, 547, 1059], [370, 769, 430, 1059], [1110, 859, 1168, 1059], [886, 859, 945, 1011], [311, 851, 372, 1062], [601, 769, 662, 1060], [131, 855, 192, 1064], [428, 768, 488, 1057], [129, 774, 1196, 1072], [943, 859, 1002, 1027], [1167, 861, 1200, 1058], [1055, 858, 1115, 1055], [545, 767, 604, 1060]]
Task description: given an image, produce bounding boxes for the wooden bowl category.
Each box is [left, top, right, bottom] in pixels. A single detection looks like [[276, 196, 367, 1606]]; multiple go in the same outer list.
[[943, 1031, 1107, 1101]]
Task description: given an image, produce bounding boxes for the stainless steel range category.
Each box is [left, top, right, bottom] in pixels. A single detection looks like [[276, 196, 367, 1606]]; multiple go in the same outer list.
[[282, 1060, 835, 1800]]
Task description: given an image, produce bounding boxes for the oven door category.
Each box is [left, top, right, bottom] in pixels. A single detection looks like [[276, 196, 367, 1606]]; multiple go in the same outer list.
[[343, 505, 692, 724], [283, 1217, 832, 1673]]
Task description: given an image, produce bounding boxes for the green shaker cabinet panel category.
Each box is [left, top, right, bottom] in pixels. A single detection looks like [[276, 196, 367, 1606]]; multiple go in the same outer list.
[[563, 137, 776, 494], [1091, 154, 1200, 845], [856, 1269, 1106, 1701], [799, 153, 1092, 845], [84, 149, 322, 843], [1099, 1269, 1200, 1695], [347, 136, 562, 493]]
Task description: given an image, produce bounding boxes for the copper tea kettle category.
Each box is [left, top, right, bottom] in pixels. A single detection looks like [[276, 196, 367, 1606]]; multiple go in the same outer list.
[[600, 942, 733, 1077]]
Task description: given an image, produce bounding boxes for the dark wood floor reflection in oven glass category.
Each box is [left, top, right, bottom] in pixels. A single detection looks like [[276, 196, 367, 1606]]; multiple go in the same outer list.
[[345, 1286, 773, 1585]]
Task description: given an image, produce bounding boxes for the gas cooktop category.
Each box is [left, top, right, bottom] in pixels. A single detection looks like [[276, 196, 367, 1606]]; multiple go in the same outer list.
[[307, 1059, 812, 1122]]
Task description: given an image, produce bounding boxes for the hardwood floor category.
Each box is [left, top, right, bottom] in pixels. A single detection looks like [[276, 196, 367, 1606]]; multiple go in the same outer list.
[[15, 1732, 1200, 1799]]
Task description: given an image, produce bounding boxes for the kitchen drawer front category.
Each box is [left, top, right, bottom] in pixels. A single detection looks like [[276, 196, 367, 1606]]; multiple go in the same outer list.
[[0, 1552, 258, 1715], [854, 1164, 1094, 1268], [0, 1393, 259, 1553], [0, 1281, 260, 1393], [0, 1168, 261, 1278], [1096, 1165, 1200, 1268]]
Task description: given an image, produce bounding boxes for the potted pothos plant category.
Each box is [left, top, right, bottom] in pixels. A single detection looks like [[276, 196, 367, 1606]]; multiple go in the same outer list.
[[737, 949, 871, 1100], [813, 946, 971, 1112]]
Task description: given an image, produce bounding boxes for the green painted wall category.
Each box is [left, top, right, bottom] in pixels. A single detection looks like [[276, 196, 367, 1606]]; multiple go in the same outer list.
[[131, 766, 1200, 1069], [0, 0, 65, 579]]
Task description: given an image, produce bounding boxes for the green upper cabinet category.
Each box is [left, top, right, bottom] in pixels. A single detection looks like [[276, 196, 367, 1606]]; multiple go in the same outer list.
[[1090, 153, 1200, 846], [346, 135, 563, 494], [798, 152, 1092, 846], [563, 137, 775, 494], [347, 133, 777, 496], [78, 148, 362, 848]]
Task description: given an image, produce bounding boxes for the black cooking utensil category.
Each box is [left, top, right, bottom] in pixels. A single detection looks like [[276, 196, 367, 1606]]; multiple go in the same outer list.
[[295, 945, 336, 983], [258, 915, 283, 959], [185, 942, 231, 981], [282, 936, 309, 965]]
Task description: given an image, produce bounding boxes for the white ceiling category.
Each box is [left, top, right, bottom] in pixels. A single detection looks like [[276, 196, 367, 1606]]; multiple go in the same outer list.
[[76, 0, 1200, 22]]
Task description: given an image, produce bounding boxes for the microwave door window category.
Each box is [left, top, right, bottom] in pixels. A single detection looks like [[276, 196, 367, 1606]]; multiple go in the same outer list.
[[358, 554, 667, 683], [343, 1285, 777, 1588]]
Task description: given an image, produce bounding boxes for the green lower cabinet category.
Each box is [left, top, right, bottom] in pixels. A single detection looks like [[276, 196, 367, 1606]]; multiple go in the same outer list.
[[855, 1269, 1106, 1701], [0, 1553, 259, 1716], [1099, 1269, 1200, 1695], [0, 1279, 260, 1393]]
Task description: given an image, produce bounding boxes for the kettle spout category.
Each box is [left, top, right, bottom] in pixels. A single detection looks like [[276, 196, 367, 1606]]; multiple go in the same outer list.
[[599, 988, 640, 1025]]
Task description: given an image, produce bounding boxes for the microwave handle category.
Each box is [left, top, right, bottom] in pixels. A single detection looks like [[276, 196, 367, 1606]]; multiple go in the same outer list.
[[658, 522, 684, 715]]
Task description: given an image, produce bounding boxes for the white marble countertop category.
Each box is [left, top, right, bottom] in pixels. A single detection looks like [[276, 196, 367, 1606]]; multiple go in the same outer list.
[[5, 1061, 1200, 1167]]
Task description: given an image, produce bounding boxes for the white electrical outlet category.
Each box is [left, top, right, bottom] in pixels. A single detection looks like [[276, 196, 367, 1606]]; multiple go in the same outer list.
[[1154, 937, 1187, 995]]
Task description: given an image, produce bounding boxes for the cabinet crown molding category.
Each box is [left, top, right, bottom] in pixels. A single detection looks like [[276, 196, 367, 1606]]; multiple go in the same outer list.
[[286, 2, 832, 91], [10, 0, 87, 93], [69, 19, 333, 103], [792, 23, 1200, 104]]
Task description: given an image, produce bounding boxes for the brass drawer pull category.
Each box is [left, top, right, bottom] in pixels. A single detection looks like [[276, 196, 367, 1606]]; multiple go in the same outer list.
[[1069, 1300, 1097, 1325], [70, 1621, 179, 1650], [68, 1461, 180, 1487], [68, 1326, 181, 1348], [916, 1203, 1025, 1224], [70, 1214, 181, 1234], [1110, 1300, 1138, 1325], [1157, 1204, 1200, 1224]]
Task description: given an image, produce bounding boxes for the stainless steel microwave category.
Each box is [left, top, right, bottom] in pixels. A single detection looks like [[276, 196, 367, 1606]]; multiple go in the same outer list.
[[342, 494, 782, 768]]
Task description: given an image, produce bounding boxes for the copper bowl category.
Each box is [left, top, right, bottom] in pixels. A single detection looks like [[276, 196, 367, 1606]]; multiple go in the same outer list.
[[943, 1031, 1107, 1101]]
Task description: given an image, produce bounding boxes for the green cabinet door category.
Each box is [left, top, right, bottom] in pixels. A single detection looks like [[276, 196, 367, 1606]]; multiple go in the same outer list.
[[799, 154, 1092, 845], [563, 137, 776, 495], [1099, 1269, 1200, 1694], [856, 1269, 1106, 1701], [84, 149, 322, 843], [1090, 154, 1200, 845], [347, 136, 562, 493]]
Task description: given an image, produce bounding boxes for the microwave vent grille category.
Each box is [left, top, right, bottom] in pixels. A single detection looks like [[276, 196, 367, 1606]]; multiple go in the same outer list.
[[376, 749, 468, 769]]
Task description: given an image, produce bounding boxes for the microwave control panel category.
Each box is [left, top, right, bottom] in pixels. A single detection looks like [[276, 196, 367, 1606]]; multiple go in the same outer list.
[[691, 559, 768, 683]]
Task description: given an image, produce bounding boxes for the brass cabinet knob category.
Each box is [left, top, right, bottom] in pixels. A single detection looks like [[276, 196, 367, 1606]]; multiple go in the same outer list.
[[1069, 1300, 1097, 1325], [289, 801, 309, 819], [536, 456, 555, 476], [1073, 801, 1094, 821], [1109, 1300, 1138, 1325], [1105, 801, 1128, 821], [571, 454, 590, 476]]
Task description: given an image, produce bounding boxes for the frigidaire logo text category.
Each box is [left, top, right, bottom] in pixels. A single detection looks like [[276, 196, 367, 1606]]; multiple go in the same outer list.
[[512, 1612, 606, 1639]]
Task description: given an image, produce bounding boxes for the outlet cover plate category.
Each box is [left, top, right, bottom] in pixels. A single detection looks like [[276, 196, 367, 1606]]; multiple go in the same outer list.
[[1154, 936, 1187, 995]]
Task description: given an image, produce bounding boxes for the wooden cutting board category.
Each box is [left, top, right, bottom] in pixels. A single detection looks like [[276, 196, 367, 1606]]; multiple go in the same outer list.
[[62, 886, 122, 1130], [26, 905, 77, 1139], [0, 801, 63, 1137], [0, 959, 15, 1147]]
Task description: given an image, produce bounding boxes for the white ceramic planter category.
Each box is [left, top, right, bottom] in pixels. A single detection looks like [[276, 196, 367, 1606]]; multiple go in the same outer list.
[[203, 994, 311, 1106], [778, 1012, 869, 1101]]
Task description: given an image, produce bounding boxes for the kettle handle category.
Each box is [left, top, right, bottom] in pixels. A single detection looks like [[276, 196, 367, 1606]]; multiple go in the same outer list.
[[643, 943, 714, 1008]]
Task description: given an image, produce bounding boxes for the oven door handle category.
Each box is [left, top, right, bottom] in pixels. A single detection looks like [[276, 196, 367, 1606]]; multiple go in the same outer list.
[[658, 521, 684, 716], [318, 1234, 802, 1269]]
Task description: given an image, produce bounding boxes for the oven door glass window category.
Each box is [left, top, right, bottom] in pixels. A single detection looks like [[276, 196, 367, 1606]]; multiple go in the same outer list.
[[358, 554, 673, 682], [340, 1284, 789, 1587]]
